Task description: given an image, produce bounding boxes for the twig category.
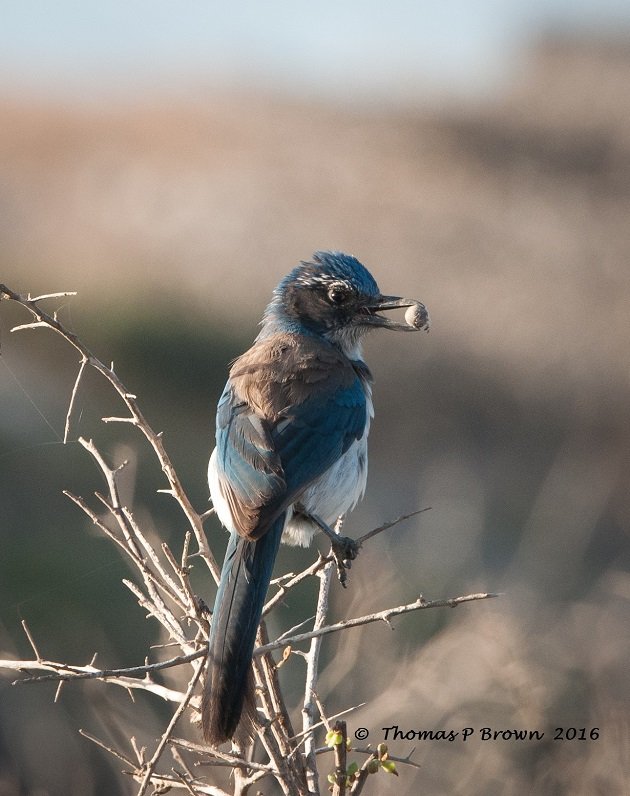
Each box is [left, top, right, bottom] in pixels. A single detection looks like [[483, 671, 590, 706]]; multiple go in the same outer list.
[[64, 355, 87, 443], [302, 558, 335, 795], [354, 507, 431, 545], [331, 721, 348, 796], [64, 488, 194, 636], [256, 592, 499, 655], [80, 728, 136, 766], [316, 745, 422, 770], [349, 754, 376, 795], [289, 703, 366, 745], [264, 509, 430, 616], [256, 622, 309, 794], [250, 652, 306, 796], [21, 620, 43, 661], [1, 283, 219, 583], [171, 738, 277, 776], [264, 553, 329, 615], [136, 659, 204, 796], [170, 745, 198, 785], [162, 539, 198, 615], [274, 615, 316, 644], [76, 436, 189, 645], [83, 727, 223, 796], [172, 768, 203, 796], [4, 649, 204, 697], [27, 291, 78, 302]]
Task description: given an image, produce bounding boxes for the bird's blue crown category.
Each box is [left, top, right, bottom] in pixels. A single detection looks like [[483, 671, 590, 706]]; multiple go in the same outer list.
[[260, 251, 381, 341], [284, 251, 379, 296]]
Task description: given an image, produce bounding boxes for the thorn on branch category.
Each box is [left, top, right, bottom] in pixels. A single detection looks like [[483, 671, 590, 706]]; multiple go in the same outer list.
[[354, 506, 432, 546], [54, 680, 65, 703], [79, 728, 135, 767], [63, 355, 87, 444], [256, 592, 500, 656], [21, 620, 42, 662]]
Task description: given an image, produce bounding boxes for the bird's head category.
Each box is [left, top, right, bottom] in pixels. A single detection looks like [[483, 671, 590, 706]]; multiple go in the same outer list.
[[261, 251, 429, 356]]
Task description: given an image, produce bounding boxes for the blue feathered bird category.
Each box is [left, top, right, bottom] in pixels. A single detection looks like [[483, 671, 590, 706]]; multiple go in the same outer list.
[[202, 251, 429, 745]]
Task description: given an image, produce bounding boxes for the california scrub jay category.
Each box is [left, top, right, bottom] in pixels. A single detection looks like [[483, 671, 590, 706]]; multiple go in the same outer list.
[[202, 251, 429, 745]]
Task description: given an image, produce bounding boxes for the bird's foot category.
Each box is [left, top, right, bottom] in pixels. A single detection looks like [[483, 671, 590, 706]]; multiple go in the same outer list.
[[329, 534, 361, 587], [301, 511, 362, 587]]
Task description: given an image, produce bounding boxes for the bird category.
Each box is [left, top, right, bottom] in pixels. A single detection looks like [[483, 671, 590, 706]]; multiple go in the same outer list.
[[202, 250, 429, 746]]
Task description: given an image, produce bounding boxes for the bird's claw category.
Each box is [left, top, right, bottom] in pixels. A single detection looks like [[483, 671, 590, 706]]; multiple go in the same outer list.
[[330, 535, 361, 587]]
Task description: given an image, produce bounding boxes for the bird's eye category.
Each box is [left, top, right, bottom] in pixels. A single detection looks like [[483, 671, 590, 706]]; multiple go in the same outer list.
[[327, 286, 350, 305]]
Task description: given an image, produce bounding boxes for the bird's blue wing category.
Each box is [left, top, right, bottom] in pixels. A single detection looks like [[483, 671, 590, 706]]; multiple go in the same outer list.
[[271, 376, 366, 497], [214, 383, 286, 537], [214, 373, 367, 540]]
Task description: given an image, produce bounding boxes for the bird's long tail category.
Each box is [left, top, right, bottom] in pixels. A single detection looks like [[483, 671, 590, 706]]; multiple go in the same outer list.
[[202, 517, 284, 746]]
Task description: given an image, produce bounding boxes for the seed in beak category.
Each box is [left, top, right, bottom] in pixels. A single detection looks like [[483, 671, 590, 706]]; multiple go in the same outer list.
[[405, 302, 430, 331]]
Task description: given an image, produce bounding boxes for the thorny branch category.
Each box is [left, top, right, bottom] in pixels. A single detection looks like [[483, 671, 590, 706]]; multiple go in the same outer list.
[[136, 659, 205, 796], [5, 649, 205, 692], [255, 592, 498, 656], [302, 555, 336, 794], [0, 285, 497, 795], [0, 283, 219, 583]]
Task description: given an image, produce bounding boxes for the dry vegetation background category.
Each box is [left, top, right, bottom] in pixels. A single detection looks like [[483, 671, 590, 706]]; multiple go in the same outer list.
[[1, 34, 629, 795]]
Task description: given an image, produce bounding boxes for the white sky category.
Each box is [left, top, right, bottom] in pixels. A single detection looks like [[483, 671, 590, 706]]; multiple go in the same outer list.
[[2, 1, 630, 102]]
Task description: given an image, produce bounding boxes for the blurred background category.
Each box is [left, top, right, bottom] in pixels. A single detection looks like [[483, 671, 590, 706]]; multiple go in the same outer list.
[[1, 2, 629, 794]]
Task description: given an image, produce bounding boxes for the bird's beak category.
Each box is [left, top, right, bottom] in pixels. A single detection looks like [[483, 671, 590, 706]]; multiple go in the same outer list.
[[361, 294, 430, 332]]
